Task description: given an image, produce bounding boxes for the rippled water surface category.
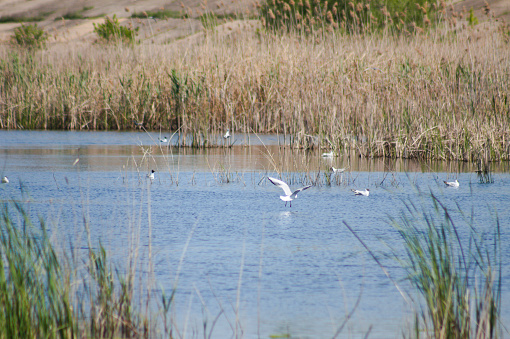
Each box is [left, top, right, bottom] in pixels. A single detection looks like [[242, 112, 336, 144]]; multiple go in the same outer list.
[[1, 130, 509, 338]]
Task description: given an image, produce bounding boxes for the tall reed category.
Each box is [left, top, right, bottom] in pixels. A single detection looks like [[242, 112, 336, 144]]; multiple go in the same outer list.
[[0, 200, 154, 337], [0, 202, 75, 337], [390, 192, 501, 338]]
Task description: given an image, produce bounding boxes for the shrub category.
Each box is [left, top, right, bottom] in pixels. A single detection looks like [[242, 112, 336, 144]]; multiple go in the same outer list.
[[468, 7, 479, 26], [12, 23, 48, 49], [131, 9, 182, 20], [0, 13, 49, 23], [259, 0, 444, 34], [93, 14, 139, 44], [61, 11, 86, 20]]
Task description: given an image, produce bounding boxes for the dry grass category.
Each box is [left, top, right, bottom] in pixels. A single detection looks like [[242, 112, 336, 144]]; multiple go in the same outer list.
[[0, 19, 509, 160]]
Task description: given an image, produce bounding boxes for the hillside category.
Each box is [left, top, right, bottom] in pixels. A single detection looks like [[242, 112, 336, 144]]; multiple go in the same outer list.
[[0, 0, 509, 45], [0, 0, 257, 44]]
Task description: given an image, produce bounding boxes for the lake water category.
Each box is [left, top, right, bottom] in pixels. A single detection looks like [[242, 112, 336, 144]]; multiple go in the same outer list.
[[1, 130, 509, 338]]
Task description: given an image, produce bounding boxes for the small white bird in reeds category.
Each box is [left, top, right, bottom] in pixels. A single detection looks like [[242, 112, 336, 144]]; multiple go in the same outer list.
[[223, 129, 231, 139], [268, 177, 312, 207], [322, 151, 335, 157], [147, 170, 155, 180], [1, 176, 8, 184], [351, 188, 369, 196], [331, 166, 348, 173], [444, 179, 459, 187], [159, 137, 169, 143]]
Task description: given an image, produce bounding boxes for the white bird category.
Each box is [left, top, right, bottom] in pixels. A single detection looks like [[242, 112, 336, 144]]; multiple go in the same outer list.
[[351, 188, 369, 196], [147, 170, 155, 180], [223, 129, 231, 139], [1, 176, 8, 184], [322, 151, 334, 157], [331, 166, 348, 173], [159, 136, 169, 143], [268, 177, 312, 207], [444, 179, 459, 187]]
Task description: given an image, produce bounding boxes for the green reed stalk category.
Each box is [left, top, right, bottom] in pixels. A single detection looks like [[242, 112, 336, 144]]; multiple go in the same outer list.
[[390, 193, 501, 338], [0, 202, 75, 338], [0, 201, 154, 337]]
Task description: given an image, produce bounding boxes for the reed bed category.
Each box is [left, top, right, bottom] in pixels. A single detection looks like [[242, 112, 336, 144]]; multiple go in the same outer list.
[[0, 18, 509, 160], [345, 190, 502, 338], [0, 201, 156, 338], [390, 192, 501, 338]]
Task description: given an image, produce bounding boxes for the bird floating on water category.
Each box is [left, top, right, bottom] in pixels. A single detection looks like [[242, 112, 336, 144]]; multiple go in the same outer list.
[[147, 170, 155, 180], [322, 151, 335, 157], [331, 166, 348, 173], [444, 179, 459, 187], [159, 137, 169, 143], [223, 129, 231, 139], [1, 176, 8, 184], [351, 188, 369, 196], [268, 177, 312, 207]]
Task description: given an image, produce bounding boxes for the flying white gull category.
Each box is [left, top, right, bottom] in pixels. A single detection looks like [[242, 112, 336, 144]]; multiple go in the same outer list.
[[351, 188, 369, 196], [268, 177, 312, 207], [147, 170, 155, 180], [443, 179, 459, 187], [223, 129, 231, 139]]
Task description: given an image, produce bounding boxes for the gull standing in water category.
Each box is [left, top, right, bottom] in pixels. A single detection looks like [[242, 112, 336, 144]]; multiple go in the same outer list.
[[351, 188, 369, 196], [147, 170, 155, 181], [444, 179, 459, 187], [223, 129, 231, 139], [331, 166, 348, 173], [268, 177, 312, 207], [1, 176, 8, 184]]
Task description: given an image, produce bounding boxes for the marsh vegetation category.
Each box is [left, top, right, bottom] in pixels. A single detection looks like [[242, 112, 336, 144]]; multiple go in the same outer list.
[[1, 1, 509, 162], [0, 1, 508, 334]]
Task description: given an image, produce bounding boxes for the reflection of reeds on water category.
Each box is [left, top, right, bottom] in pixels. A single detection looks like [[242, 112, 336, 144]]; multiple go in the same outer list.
[[475, 155, 494, 184]]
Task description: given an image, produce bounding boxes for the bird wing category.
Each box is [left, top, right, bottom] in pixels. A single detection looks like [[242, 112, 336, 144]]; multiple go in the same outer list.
[[268, 177, 292, 196], [290, 185, 312, 199]]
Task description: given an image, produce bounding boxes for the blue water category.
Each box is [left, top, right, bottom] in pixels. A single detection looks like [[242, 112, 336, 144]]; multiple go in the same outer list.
[[1, 130, 509, 338]]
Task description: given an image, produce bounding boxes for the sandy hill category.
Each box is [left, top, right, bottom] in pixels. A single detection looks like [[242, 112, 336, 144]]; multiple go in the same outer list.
[[0, 0, 508, 45]]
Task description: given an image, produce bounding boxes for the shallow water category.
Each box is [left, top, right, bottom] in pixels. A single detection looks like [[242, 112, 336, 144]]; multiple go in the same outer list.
[[1, 130, 509, 338]]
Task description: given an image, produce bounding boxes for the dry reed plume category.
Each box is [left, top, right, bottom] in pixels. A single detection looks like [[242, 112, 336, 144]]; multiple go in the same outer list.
[[0, 20, 509, 161]]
